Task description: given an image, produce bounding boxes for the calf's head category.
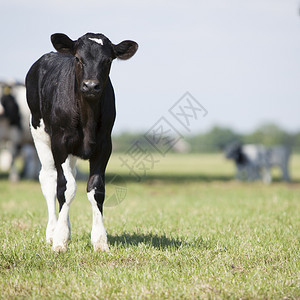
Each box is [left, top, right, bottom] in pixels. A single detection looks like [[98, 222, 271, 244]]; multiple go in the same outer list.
[[225, 142, 241, 160], [51, 32, 138, 99]]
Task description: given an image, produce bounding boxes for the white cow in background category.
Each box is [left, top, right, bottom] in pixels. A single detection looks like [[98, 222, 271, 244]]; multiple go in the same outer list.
[[225, 143, 291, 183], [0, 81, 40, 181]]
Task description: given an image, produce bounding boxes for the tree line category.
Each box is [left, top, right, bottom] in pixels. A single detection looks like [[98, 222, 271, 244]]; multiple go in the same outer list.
[[112, 123, 300, 153]]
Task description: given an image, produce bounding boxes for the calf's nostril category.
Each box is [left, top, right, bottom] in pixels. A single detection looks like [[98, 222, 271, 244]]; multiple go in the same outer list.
[[82, 82, 89, 92]]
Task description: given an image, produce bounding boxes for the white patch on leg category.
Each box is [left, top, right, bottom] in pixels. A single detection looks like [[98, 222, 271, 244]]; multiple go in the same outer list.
[[88, 189, 109, 252], [52, 155, 77, 252], [30, 116, 57, 244], [89, 37, 103, 45], [61, 155, 77, 204], [52, 203, 70, 252]]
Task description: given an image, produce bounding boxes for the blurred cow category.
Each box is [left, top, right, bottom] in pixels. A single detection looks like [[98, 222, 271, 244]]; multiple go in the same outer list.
[[0, 81, 40, 180], [225, 143, 291, 183]]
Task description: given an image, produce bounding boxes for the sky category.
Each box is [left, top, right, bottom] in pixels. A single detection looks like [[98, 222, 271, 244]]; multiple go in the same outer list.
[[1, 0, 300, 135]]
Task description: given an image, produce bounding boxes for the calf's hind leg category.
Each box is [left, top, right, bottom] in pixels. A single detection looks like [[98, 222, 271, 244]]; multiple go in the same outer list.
[[30, 118, 57, 244]]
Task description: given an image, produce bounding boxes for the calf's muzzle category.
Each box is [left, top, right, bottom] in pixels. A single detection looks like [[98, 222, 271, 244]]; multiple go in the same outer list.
[[81, 80, 101, 97]]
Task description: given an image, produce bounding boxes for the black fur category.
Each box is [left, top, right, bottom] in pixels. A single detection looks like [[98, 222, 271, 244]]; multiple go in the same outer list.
[[1, 93, 21, 129], [235, 146, 248, 165], [225, 142, 248, 165]]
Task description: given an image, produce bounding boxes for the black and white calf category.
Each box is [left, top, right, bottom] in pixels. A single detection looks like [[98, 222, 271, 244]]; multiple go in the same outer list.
[[26, 33, 138, 252], [225, 143, 291, 183]]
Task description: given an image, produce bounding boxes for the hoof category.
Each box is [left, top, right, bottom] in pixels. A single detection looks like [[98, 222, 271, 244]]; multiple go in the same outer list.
[[46, 221, 57, 245], [53, 245, 67, 253], [46, 237, 53, 245], [94, 242, 110, 253]]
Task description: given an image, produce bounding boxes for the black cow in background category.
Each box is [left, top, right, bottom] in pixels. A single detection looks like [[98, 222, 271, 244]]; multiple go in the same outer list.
[[0, 81, 40, 181], [26, 32, 138, 252], [0, 85, 21, 129]]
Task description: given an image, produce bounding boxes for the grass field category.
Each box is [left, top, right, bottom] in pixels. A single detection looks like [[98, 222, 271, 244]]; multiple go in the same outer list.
[[0, 153, 299, 299]]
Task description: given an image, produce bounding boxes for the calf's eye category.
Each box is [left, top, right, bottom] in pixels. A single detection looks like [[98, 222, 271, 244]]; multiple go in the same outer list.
[[75, 57, 83, 66]]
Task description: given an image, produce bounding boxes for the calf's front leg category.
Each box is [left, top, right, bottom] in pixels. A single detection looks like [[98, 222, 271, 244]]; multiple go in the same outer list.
[[52, 155, 77, 252], [87, 134, 113, 253], [87, 173, 109, 252]]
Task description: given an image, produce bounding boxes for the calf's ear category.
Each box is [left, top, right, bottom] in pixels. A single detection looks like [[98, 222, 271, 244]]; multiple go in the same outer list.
[[51, 33, 76, 55], [113, 40, 138, 60]]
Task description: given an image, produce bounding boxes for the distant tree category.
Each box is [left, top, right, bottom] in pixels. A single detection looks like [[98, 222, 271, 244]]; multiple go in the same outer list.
[[206, 126, 242, 150], [243, 123, 293, 146], [112, 124, 300, 154], [187, 126, 241, 152], [292, 131, 300, 152], [112, 132, 144, 152]]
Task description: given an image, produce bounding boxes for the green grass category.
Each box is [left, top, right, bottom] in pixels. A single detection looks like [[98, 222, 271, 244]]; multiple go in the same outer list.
[[0, 154, 299, 299]]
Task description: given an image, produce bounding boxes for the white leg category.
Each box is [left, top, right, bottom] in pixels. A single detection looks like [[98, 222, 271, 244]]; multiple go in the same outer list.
[[281, 164, 290, 181], [262, 167, 272, 184], [236, 165, 242, 180], [40, 168, 57, 243], [88, 189, 109, 252], [30, 117, 57, 244], [52, 155, 77, 252], [8, 127, 22, 182]]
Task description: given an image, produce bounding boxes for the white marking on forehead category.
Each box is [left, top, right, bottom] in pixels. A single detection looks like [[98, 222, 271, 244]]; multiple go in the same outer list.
[[89, 38, 103, 45]]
